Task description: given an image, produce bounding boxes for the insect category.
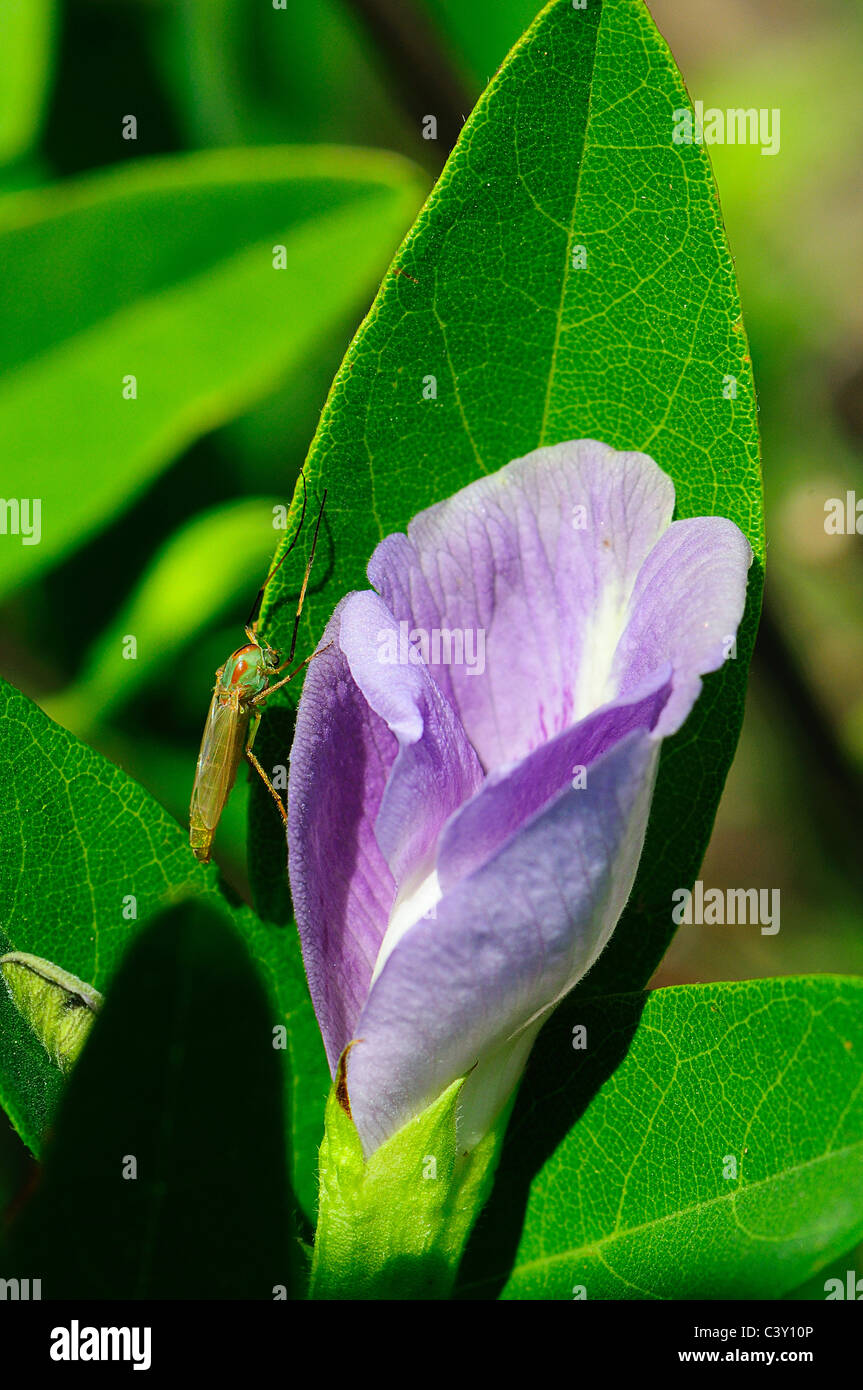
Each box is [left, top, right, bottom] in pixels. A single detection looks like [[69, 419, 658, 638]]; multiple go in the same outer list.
[[189, 477, 327, 864]]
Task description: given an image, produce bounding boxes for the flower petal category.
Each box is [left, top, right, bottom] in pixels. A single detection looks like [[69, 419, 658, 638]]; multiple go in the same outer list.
[[288, 591, 483, 1071], [368, 439, 675, 772], [288, 599, 396, 1070], [338, 591, 483, 894], [611, 516, 752, 736], [345, 730, 660, 1154], [436, 669, 672, 891]]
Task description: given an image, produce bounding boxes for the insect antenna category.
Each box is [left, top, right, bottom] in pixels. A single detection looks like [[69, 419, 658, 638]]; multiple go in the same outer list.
[[280, 486, 327, 669], [246, 471, 309, 633]]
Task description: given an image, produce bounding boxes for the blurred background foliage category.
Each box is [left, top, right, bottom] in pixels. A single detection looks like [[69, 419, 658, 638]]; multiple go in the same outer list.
[[1, 0, 862, 1260]]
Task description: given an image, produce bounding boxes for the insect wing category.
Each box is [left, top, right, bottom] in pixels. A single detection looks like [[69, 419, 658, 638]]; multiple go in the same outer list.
[[190, 691, 248, 838]]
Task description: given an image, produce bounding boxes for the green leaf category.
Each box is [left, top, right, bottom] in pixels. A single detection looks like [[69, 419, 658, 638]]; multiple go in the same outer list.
[[44, 496, 282, 736], [159, 0, 410, 152], [0, 0, 56, 167], [2, 900, 300, 1299], [0, 676, 328, 1223], [0, 145, 427, 599], [258, 0, 763, 992], [783, 1241, 863, 1301], [238, 902, 329, 1226], [457, 977, 863, 1300]]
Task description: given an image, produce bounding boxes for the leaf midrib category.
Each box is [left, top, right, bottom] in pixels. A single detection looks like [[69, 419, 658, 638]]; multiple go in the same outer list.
[[537, 6, 601, 446], [476, 1138, 863, 1292]]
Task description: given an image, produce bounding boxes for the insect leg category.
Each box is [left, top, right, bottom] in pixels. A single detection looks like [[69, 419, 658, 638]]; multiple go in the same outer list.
[[277, 487, 327, 669], [245, 746, 288, 827]]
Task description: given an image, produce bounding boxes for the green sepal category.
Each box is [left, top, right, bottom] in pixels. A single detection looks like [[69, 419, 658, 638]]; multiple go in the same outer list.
[[310, 1066, 508, 1300], [1, 951, 102, 1073]]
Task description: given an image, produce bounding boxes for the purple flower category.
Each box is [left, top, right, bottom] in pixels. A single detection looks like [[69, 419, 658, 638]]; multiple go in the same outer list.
[[288, 441, 752, 1155]]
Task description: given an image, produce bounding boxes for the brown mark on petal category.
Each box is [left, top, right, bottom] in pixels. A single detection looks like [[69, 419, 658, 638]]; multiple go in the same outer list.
[[335, 1041, 360, 1118]]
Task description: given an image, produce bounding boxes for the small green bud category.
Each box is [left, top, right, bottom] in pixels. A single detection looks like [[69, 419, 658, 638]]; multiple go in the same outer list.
[[310, 1057, 510, 1300], [1, 951, 102, 1072]]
